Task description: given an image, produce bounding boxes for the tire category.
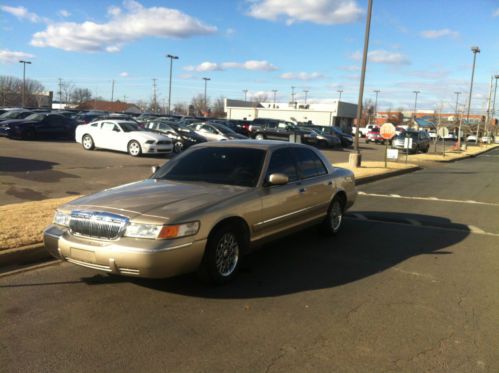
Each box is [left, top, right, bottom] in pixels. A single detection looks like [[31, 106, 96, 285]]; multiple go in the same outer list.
[[319, 140, 329, 148], [128, 140, 142, 157], [173, 141, 184, 153], [320, 195, 344, 236], [82, 134, 94, 150], [255, 133, 265, 141], [198, 223, 245, 285]]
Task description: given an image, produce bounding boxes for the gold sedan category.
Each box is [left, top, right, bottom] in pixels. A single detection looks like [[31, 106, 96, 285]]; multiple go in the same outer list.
[[44, 141, 356, 284]]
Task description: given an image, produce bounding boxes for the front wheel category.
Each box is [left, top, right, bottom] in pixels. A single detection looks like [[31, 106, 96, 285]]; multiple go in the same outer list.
[[128, 140, 142, 157], [82, 134, 94, 150], [198, 224, 245, 284], [255, 133, 265, 141], [320, 196, 344, 236], [173, 141, 184, 153]]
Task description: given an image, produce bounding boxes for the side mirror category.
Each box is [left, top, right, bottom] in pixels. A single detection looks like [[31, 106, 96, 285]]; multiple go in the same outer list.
[[267, 173, 289, 186], [151, 165, 160, 174]]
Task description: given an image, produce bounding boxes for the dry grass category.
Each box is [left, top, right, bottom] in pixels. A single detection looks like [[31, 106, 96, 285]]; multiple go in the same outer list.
[[410, 143, 499, 163], [0, 196, 78, 250], [335, 161, 418, 179]]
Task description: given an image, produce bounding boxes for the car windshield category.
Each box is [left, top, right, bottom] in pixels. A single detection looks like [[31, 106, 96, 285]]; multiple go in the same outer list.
[[211, 123, 238, 135], [25, 113, 47, 121], [0, 111, 28, 119], [154, 147, 266, 187], [118, 122, 143, 132], [396, 132, 418, 140]]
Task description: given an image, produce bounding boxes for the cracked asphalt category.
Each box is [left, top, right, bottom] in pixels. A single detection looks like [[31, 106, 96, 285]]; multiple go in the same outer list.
[[1, 147, 498, 371]]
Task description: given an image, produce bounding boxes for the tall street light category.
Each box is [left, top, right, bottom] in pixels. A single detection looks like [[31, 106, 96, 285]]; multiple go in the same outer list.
[[166, 54, 179, 115], [291, 86, 295, 103], [202, 77, 211, 112], [303, 89, 309, 104], [272, 89, 278, 105], [19, 60, 32, 107], [351, 0, 373, 168], [412, 90, 420, 127], [461, 46, 480, 147], [491, 75, 499, 128], [337, 89, 343, 101], [243, 89, 248, 101], [373, 89, 380, 124], [454, 91, 461, 118]]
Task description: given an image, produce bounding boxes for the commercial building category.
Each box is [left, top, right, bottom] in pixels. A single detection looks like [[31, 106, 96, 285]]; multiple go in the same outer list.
[[224, 99, 357, 132]]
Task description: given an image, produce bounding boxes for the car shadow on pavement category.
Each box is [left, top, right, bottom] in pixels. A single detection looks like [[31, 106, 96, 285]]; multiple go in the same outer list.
[[0, 156, 58, 172], [128, 212, 470, 299]]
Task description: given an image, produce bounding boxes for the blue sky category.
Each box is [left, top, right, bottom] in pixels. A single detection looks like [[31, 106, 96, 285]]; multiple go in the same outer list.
[[1, 0, 499, 113]]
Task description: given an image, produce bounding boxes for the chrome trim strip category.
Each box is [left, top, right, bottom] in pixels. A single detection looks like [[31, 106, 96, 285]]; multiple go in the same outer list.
[[66, 258, 112, 272], [255, 203, 324, 226]]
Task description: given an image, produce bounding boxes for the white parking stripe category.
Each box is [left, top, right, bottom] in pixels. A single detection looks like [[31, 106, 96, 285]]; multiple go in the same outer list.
[[357, 191, 499, 207]]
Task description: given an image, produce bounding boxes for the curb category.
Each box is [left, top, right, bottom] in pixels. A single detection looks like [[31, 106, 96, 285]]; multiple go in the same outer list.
[[355, 166, 421, 185], [0, 243, 52, 271]]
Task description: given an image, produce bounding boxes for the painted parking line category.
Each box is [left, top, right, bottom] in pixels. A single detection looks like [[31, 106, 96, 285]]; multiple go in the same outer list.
[[357, 191, 499, 207]]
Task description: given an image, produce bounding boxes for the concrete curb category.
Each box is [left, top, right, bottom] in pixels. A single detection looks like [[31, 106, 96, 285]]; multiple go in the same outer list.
[[413, 144, 499, 164], [0, 243, 52, 270], [355, 166, 421, 185]]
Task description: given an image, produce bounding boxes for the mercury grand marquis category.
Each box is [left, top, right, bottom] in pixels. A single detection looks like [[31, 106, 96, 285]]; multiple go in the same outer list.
[[44, 141, 356, 284]]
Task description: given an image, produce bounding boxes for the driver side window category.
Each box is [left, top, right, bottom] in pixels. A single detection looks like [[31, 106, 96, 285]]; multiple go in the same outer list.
[[266, 148, 298, 183]]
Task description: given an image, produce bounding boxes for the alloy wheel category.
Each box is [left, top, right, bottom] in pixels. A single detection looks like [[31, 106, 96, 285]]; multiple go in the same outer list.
[[215, 232, 239, 277]]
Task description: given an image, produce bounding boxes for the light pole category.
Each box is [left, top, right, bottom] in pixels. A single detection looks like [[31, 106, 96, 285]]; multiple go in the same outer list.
[[461, 46, 480, 147], [291, 86, 295, 103], [373, 89, 380, 124], [243, 89, 248, 101], [491, 75, 499, 135], [303, 89, 309, 104], [337, 89, 343, 101], [272, 89, 278, 105], [166, 54, 179, 115], [19, 60, 32, 107], [351, 0, 373, 168], [454, 92, 461, 118], [202, 77, 210, 112], [412, 90, 420, 127]]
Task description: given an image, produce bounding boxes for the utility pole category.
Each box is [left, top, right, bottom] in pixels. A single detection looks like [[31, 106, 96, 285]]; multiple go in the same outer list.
[[303, 89, 309, 104], [58, 78, 63, 107], [351, 0, 373, 168], [462, 46, 480, 147], [166, 54, 178, 115], [243, 89, 248, 101], [19, 60, 31, 107], [111, 79, 115, 102], [491, 75, 499, 136], [484, 75, 494, 136], [272, 89, 278, 105], [123, 95, 127, 103], [291, 86, 296, 103], [412, 90, 420, 127], [203, 77, 211, 112], [373, 89, 380, 124], [454, 91, 461, 119], [152, 78, 158, 113], [337, 89, 343, 101]]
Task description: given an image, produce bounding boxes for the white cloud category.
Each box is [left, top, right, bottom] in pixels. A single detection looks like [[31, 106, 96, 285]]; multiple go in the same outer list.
[[58, 9, 71, 17], [351, 49, 410, 65], [493, 8, 499, 16], [184, 60, 277, 72], [1, 5, 43, 23], [420, 28, 459, 39], [0, 49, 35, 64], [280, 72, 325, 81], [30, 0, 217, 52], [247, 0, 363, 25], [120, 72, 129, 77]]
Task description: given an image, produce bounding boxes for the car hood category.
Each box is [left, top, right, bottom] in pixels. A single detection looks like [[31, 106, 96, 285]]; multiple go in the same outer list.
[[0, 119, 36, 126], [63, 179, 249, 223], [131, 131, 170, 141]]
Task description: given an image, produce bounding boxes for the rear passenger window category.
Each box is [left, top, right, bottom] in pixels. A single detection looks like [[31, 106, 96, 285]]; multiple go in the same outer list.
[[266, 148, 298, 183], [292, 148, 328, 179]]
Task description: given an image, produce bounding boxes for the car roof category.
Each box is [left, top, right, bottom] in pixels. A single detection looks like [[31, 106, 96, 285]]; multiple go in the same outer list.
[[192, 140, 314, 151]]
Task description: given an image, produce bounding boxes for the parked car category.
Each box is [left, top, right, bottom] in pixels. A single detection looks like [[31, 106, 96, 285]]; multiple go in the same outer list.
[[0, 113, 77, 140], [0, 109, 33, 122], [466, 135, 477, 143], [325, 126, 354, 147], [481, 135, 494, 144], [209, 119, 251, 136], [144, 120, 207, 152], [352, 124, 377, 137], [74, 112, 105, 125], [249, 119, 318, 145], [298, 126, 342, 148], [76, 120, 173, 156], [391, 130, 430, 154], [44, 141, 356, 284], [365, 127, 386, 144], [188, 122, 247, 141], [428, 131, 438, 140]]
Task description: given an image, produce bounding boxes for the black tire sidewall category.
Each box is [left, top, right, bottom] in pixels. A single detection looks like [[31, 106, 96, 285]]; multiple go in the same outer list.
[[82, 135, 94, 150], [320, 196, 343, 236]]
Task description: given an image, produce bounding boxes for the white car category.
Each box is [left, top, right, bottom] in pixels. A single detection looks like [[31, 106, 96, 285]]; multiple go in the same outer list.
[[76, 120, 173, 156], [466, 135, 477, 143], [188, 122, 247, 142]]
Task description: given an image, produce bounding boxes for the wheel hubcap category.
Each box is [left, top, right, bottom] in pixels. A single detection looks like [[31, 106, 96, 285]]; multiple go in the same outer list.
[[129, 143, 139, 155], [330, 201, 342, 231], [215, 233, 239, 277], [174, 142, 183, 152], [83, 137, 91, 148]]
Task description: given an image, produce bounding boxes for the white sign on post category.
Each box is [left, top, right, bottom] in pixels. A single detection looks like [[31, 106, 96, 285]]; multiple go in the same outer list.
[[387, 148, 399, 160], [403, 137, 413, 149]]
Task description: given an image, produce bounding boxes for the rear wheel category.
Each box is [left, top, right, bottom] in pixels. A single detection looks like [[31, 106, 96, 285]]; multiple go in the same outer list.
[[128, 140, 142, 157], [255, 133, 265, 141], [198, 223, 245, 284], [82, 135, 94, 150], [320, 195, 344, 236], [173, 141, 184, 153]]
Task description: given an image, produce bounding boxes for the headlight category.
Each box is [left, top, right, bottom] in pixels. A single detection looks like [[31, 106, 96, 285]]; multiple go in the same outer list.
[[54, 210, 70, 227], [124, 221, 200, 240], [145, 140, 155, 144]]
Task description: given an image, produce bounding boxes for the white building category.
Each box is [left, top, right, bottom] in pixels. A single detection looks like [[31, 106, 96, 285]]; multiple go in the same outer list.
[[224, 99, 357, 131]]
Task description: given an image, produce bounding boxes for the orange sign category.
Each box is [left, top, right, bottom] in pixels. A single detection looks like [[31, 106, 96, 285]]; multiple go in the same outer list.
[[380, 123, 396, 140]]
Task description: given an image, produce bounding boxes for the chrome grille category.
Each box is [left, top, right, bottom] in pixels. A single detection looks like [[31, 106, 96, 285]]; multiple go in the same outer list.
[[69, 211, 129, 240], [157, 140, 171, 145]]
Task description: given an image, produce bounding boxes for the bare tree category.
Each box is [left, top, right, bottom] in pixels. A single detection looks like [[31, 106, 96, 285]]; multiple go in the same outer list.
[[211, 96, 226, 118], [251, 93, 268, 103], [173, 102, 188, 115], [190, 94, 210, 116], [0, 75, 45, 107], [70, 88, 92, 104]]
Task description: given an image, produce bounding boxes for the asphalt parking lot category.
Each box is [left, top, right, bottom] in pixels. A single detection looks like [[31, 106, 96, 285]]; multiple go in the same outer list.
[[2, 149, 498, 371], [0, 137, 453, 205]]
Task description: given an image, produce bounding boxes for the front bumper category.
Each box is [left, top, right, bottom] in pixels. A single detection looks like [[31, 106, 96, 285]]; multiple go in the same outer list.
[[142, 144, 173, 154], [44, 225, 206, 278]]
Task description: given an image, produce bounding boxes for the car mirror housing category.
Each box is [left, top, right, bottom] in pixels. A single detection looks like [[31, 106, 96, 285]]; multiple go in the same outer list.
[[268, 173, 289, 186], [151, 165, 160, 174]]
